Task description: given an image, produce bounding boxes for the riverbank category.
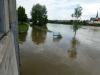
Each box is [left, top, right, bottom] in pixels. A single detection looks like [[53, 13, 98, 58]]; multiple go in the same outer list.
[[48, 20, 100, 26]]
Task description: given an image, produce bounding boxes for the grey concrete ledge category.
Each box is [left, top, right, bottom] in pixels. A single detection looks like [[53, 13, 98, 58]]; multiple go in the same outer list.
[[0, 33, 4, 40], [0, 32, 9, 64]]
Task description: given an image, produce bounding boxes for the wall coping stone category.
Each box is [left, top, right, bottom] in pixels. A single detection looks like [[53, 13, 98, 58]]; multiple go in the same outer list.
[[0, 32, 9, 64]]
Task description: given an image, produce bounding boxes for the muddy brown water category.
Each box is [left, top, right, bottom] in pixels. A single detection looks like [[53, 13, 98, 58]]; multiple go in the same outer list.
[[19, 23, 100, 75]]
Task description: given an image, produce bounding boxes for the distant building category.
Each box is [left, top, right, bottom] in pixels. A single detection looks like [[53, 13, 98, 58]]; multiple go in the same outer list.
[[90, 11, 100, 24]]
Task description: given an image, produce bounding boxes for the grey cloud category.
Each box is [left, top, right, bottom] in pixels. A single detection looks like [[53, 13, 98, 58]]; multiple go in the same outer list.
[[17, 0, 100, 20]]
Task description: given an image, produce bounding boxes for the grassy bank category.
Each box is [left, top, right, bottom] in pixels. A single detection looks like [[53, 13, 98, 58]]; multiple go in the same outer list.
[[19, 23, 29, 33]]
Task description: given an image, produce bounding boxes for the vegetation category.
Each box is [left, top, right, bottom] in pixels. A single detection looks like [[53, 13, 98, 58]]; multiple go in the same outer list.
[[17, 6, 28, 33], [31, 4, 48, 26], [17, 6, 28, 23], [48, 20, 88, 25], [19, 23, 29, 33], [71, 5, 83, 37]]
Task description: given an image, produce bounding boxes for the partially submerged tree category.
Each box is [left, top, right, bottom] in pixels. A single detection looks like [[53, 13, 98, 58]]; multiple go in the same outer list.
[[17, 6, 28, 23], [71, 5, 83, 37], [31, 4, 48, 26]]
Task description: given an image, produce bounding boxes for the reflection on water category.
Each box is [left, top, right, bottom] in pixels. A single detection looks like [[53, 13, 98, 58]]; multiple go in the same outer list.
[[68, 37, 78, 59], [32, 26, 47, 45], [90, 26, 100, 32], [20, 23, 100, 75], [53, 37, 62, 42], [19, 32, 27, 44]]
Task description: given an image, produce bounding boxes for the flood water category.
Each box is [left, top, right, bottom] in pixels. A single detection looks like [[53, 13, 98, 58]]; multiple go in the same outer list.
[[19, 23, 100, 75]]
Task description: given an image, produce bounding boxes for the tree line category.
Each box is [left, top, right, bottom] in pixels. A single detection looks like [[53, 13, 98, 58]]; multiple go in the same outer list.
[[17, 4, 48, 26]]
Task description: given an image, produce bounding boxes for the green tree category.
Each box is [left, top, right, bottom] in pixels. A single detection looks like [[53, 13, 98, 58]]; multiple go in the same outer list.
[[71, 5, 83, 37], [17, 6, 28, 23], [31, 4, 48, 26]]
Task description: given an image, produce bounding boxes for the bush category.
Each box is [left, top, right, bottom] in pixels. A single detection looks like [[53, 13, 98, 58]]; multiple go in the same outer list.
[[19, 23, 29, 33]]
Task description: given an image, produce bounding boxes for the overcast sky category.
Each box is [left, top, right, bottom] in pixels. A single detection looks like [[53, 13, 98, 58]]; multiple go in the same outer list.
[[17, 0, 100, 20]]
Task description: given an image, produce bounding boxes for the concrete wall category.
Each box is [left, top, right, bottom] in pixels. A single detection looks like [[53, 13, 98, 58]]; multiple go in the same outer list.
[[0, 0, 19, 75], [0, 0, 9, 32], [9, 0, 20, 68], [0, 32, 18, 75]]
